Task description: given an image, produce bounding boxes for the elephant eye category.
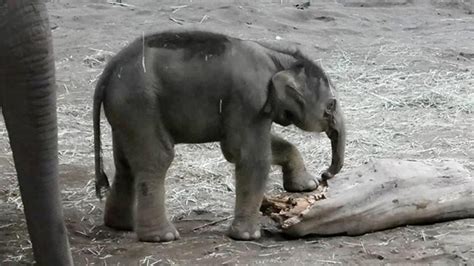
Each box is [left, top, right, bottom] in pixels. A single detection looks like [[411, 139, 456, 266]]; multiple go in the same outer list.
[[326, 99, 337, 112]]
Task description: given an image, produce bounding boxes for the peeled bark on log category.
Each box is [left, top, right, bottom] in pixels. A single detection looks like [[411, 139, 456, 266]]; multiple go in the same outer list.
[[261, 159, 474, 237]]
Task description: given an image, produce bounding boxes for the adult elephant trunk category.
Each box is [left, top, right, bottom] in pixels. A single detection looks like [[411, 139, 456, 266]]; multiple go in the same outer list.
[[0, 1, 73, 265], [322, 102, 346, 180]]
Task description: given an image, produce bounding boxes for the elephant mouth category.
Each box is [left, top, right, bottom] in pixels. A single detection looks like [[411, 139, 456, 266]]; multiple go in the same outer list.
[[272, 109, 293, 127], [284, 110, 295, 123]]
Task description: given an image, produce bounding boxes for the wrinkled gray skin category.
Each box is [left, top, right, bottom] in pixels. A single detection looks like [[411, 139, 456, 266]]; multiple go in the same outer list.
[[0, 0, 73, 265], [94, 31, 345, 242]]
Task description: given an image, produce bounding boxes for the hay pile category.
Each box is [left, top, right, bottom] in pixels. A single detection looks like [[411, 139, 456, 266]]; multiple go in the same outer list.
[[0, 1, 473, 262]]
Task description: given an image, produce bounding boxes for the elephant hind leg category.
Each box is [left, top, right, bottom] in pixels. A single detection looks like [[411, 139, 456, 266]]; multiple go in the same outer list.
[[114, 120, 179, 242], [104, 131, 136, 231], [271, 135, 320, 192]]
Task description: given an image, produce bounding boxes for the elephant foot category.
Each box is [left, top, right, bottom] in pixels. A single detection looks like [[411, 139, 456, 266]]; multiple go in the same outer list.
[[228, 218, 261, 240], [136, 222, 180, 242], [283, 169, 320, 192]]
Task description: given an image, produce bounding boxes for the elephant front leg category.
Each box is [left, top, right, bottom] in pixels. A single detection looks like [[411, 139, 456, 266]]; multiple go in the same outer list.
[[229, 158, 269, 240], [224, 127, 271, 240], [271, 135, 319, 192]]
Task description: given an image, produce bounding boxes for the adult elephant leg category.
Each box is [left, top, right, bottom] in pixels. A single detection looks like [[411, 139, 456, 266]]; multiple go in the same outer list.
[[1, 49, 73, 266], [2, 99, 72, 266], [271, 135, 319, 192], [0, 1, 72, 265], [104, 131, 135, 231]]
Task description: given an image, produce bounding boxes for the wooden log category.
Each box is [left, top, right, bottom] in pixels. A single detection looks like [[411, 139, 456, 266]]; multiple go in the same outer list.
[[261, 159, 474, 237]]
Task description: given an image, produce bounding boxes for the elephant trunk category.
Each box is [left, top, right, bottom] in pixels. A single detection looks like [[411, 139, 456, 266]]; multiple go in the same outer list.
[[322, 105, 346, 180], [1, 1, 73, 265]]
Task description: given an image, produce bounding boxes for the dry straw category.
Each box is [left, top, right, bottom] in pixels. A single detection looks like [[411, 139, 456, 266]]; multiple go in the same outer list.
[[0, 31, 472, 264]]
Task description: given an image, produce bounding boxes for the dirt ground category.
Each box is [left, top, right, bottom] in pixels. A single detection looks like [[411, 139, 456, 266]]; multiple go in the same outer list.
[[1, 0, 473, 264]]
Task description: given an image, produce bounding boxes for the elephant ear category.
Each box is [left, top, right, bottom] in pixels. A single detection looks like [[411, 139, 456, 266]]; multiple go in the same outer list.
[[268, 68, 306, 125], [271, 69, 304, 99]]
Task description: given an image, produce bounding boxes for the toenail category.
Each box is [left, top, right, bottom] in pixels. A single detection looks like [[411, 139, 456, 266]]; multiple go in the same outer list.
[[241, 232, 250, 240], [164, 232, 175, 241], [252, 231, 261, 239]]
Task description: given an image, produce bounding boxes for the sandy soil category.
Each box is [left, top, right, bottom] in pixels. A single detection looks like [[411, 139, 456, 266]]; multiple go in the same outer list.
[[1, 0, 473, 264]]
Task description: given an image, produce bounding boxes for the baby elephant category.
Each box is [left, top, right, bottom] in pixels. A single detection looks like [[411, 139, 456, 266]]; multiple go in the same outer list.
[[93, 30, 345, 242]]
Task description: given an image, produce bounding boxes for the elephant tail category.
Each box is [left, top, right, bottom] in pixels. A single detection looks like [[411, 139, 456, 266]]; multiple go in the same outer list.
[[93, 65, 112, 200]]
